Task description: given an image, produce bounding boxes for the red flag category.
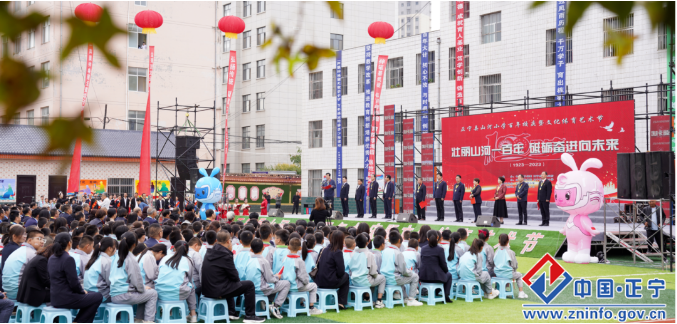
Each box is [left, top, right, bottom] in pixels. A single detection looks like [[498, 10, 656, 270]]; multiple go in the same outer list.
[[221, 51, 237, 182], [418, 200, 428, 208], [138, 46, 155, 196]]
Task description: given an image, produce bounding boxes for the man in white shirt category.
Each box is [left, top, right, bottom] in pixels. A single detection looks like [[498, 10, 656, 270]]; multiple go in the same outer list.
[[37, 195, 47, 208], [98, 193, 111, 210]]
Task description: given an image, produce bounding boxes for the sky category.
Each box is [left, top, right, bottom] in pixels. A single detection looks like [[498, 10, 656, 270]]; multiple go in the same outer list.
[[431, 0, 440, 30]]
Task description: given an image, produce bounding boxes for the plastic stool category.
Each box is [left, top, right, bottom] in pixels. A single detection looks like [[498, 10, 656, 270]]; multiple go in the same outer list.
[[155, 300, 187, 323], [197, 296, 229, 323], [454, 280, 483, 302], [238, 294, 270, 319], [383, 285, 406, 309], [233, 295, 243, 313], [316, 289, 340, 313], [102, 303, 134, 323], [39, 306, 73, 323], [418, 282, 447, 305], [491, 277, 515, 299], [15, 302, 44, 323], [347, 286, 373, 311], [280, 291, 310, 318], [450, 276, 459, 299]]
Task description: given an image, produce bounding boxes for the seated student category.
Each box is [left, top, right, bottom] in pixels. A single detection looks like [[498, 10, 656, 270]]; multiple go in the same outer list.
[[381, 232, 423, 306], [400, 230, 411, 252], [440, 230, 464, 280], [282, 238, 323, 315], [342, 236, 355, 274], [245, 238, 290, 319], [159, 225, 173, 249], [234, 230, 254, 280], [349, 233, 386, 308], [371, 235, 386, 273], [494, 233, 528, 299], [17, 243, 52, 307], [419, 231, 454, 303], [302, 234, 319, 280], [2, 226, 43, 299], [187, 237, 203, 297], [70, 235, 94, 283], [402, 239, 421, 274], [48, 233, 103, 323], [270, 229, 290, 274], [110, 232, 158, 323], [458, 238, 499, 299], [200, 230, 217, 259], [478, 229, 496, 277], [138, 244, 167, 289], [258, 225, 275, 258], [313, 232, 324, 253], [90, 209, 106, 229], [321, 226, 331, 248], [457, 228, 470, 252], [145, 224, 161, 248], [156, 241, 198, 323], [84, 237, 116, 302]]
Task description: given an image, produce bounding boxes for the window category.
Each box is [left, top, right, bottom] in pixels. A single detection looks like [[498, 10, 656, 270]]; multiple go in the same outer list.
[[479, 74, 501, 104], [222, 36, 230, 52], [225, 164, 230, 173], [407, 1, 410, 6], [330, 2, 343, 18], [309, 121, 323, 148], [546, 29, 572, 66], [416, 51, 435, 84], [242, 126, 251, 149], [330, 33, 343, 50], [256, 125, 265, 148], [108, 178, 134, 196], [13, 35, 21, 55], [257, 27, 266, 45], [449, 45, 470, 79], [358, 168, 365, 182], [309, 72, 323, 99], [332, 67, 347, 96], [358, 62, 374, 93], [659, 84, 668, 112], [242, 62, 251, 81], [221, 127, 226, 146], [256, 59, 265, 78], [222, 97, 227, 114], [26, 110, 34, 125], [12, 113, 19, 125], [255, 163, 265, 171], [481, 12, 501, 44], [222, 66, 229, 84], [40, 107, 49, 125], [309, 170, 322, 197], [134, 1, 146, 6], [128, 67, 147, 92], [243, 30, 251, 49], [395, 112, 402, 142], [127, 24, 147, 49], [450, 1, 469, 21], [358, 116, 364, 145], [387, 57, 404, 88], [42, 17, 50, 43], [332, 118, 347, 147], [28, 29, 34, 49], [256, 92, 264, 111], [2, 36, 8, 58], [128, 110, 144, 130], [658, 23, 667, 50], [243, 1, 252, 17], [223, 3, 231, 16], [602, 88, 633, 102], [604, 14, 633, 57], [41, 61, 50, 88], [257, 1, 266, 13], [242, 94, 251, 112], [242, 163, 251, 173]]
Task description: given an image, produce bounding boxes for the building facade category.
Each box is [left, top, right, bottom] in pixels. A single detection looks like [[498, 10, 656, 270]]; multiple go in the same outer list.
[[397, 1, 431, 38]]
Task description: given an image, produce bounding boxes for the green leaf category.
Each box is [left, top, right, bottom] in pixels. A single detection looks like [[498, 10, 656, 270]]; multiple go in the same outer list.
[[603, 28, 638, 64], [529, 1, 548, 9], [327, 1, 343, 19], [565, 1, 593, 33], [41, 117, 93, 155], [642, 1, 675, 31], [0, 57, 47, 124], [596, 1, 635, 23], [0, 2, 49, 39], [61, 8, 127, 67], [302, 45, 336, 71]]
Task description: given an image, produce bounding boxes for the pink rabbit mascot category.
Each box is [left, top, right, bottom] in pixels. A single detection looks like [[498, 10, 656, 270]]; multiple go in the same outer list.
[[555, 153, 604, 264]]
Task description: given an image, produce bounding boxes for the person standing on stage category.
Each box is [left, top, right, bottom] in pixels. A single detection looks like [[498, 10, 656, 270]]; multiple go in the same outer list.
[[368, 175, 379, 218], [292, 192, 301, 215], [433, 173, 448, 222], [452, 175, 465, 222], [415, 178, 427, 220], [354, 179, 365, 218], [340, 176, 350, 217], [470, 178, 482, 222], [382, 175, 395, 219], [537, 171, 552, 226], [322, 173, 336, 213], [515, 175, 529, 225], [493, 176, 507, 224]]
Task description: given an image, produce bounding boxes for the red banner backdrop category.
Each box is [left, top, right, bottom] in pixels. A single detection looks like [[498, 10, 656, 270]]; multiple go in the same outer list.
[[421, 133, 435, 204], [441, 101, 635, 201], [650, 115, 672, 152], [67, 44, 94, 194], [367, 55, 388, 190], [384, 105, 395, 212], [138, 46, 155, 196], [222, 51, 237, 181], [403, 119, 415, 214]]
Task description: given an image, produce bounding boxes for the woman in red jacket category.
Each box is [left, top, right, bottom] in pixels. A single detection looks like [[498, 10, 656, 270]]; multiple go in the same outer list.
[[260, 198, 268, 216], [493, 176, 507, 224]]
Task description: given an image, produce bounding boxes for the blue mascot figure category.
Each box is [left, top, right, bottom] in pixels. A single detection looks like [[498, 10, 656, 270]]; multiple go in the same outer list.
[[195, 168, 223, 220]]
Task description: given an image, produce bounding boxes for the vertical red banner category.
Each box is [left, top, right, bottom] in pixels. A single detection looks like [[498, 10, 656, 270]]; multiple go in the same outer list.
[[402, 119, 415, 214], [384, 104, 395, 211], [222, 50, 237, 181], [138, 46, 154, 196], [454, 1, 465, 107], [367, 55, 388, 189], [67, 44, 94, 194], [421, 133, 435, 205], [650, 115, 672, 151]]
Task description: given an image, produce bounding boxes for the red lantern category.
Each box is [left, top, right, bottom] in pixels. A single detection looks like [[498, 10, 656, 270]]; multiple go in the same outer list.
[[368, 22, 394, 44], [74, 3, 103, 26], [218, 16, 245, 39], [134, 10, 163, 34]]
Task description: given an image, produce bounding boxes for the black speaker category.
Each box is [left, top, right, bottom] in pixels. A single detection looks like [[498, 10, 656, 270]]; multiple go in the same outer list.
[[617, 153, 632, 199], [268, 208, 284, 217], [170, 177, 185, 207], [630, 153, 647, 199], [176, 136, 201, 151], [396, 213, 418, 223], [331, 211, 343, 220], [646, 151, 674, 199], [476, 215, 501, 227]]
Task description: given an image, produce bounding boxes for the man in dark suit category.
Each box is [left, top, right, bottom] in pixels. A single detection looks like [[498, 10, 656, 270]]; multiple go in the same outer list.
[[515, 174, 529, 225], [339, 176, 350, 217], [433, 173, 448, 221], [538, 171, 552, 226], [415, 177, 427, 220], [354, 179, 365, 218], [452, 175, 465, 222], [291, 192, 301, 214], [155, 197, 168, 211], [130, 192, 138, 211], [322, 173, 336, 213], [368, 174, 379, 218], [120, 193, 132, 211], [383, 175, 395, 219]]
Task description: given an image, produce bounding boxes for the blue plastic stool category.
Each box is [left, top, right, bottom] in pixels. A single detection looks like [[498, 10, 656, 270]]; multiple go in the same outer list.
[[491, 277, 515, 299], [197, 296, 229, 323], [450, 276, 459, 299], [233, 295, 243, 313], [39, 306, 73, 323], [316, 288, 340, 313], [239, 294, 270, 319], [418, 282, 447, 305], [280, 291, 310, 318], [102, 303, 134, 323], [455, 280, 483, 302], [383, 285, 406, 309], [347, 286, 373, 311], [15, 302, 44, 323], [155, 300, 187, 323], [92, 303, 107, 323]]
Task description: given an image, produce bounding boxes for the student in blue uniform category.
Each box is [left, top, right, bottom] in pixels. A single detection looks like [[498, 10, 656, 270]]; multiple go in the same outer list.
[[281, 238, 323, 315], [234, 230, 254, 280], [313, 232, 324, 253], [458, 239, 498, 299], [494, 234, 529, 299], [156, 241, 198, 323], [259, 225, 275, 258], [271, 229, 290, 274], [70, 235, 94, 284], [457, 228, 470, 252], [302, 234, 319, 280], [371, 235, 385, 273], [402, 239, 421, 274], [381, 232, 423, 306], [1, 226, 43, 299], [84, 237, 116, 302], [188, 237, 204, 300], [349, 233, 385, 308], [137, 244, 167, 289], [477, 229, 496, 277], [245, 238, 290, 319], [110, 232, 158, 323], [440, 230, 464, 280], [200, 230, 217, 259], [342, 236, 355, 274]]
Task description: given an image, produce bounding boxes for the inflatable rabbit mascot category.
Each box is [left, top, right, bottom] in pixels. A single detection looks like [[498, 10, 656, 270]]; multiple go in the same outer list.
[[555, 153, 604, 264], [195, 168, 223, 220]]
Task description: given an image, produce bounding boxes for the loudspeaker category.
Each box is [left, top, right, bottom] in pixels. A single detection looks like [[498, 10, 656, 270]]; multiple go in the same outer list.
[[476, 215, 501, 227], [170, 177, 185, 208], [646, 151, 674, 199], [268, 208, 284, 217], [331, 211, 343, 220], [396, 213, 418, 223], [176, 136, 201, 151], [630, 153, 647, 199], [617, 153, 632, 199], [176, 136, 200, 190]]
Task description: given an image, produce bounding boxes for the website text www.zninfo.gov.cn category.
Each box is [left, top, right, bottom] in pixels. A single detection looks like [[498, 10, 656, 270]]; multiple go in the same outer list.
[[522, 306, 667, 322]]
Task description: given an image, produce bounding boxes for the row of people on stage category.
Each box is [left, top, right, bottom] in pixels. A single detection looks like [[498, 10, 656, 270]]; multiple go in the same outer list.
[[217, 200, 251, 216]]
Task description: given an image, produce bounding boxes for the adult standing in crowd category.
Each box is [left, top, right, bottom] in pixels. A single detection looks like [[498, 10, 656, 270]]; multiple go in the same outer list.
[[292, 192, 301, 215], [515, 175, 529, 225], [433, 173, 447, 222], [368, 174, 379, 219], [470, 178, 482, 223], [314, 230, 349, 310], [98, 193, 111, 210], [538, 171, 552, 226], [354, 179, 365, 218], [382, 175, 395, 220], [452, 175, 465, 222], [322, 173, 336, 213], [493, 176, 507, 225], [415, 178, 427, 220], [340, 176, 350, 217]]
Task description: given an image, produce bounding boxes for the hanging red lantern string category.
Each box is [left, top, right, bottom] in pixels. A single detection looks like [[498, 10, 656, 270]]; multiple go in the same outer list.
[[74, 3, 103, 26], [134, 10, 163, 34], [218, 16, 245, 39], [368, 21, 394, 44]]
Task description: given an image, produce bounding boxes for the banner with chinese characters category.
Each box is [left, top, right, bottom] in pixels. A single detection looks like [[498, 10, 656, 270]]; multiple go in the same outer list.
[[442, 101, 635, 201], [403, 119, 415, 214], [455, 1, 465, 107], [650, 115, 672, 151], [336, 51, 343, 192], [367, 55, 388, 195], [421, 33, 429, 131], [555, 1, 567, 106], [421, 133, 435, 204], [363, 45, 372, 212], [384, 104, 396, 198], [222, 50, 237, 182]]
